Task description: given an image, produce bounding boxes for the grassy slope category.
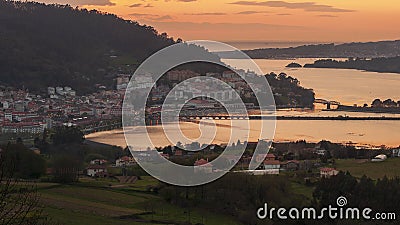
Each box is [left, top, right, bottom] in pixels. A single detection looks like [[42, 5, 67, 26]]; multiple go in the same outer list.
[[335, 158, 400, 180], [38, 157, 400, 224], [37, 177, 241, 225]]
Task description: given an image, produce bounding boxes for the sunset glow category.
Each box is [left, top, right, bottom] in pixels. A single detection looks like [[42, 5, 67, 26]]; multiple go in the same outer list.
[[37, 0, 400, 43]]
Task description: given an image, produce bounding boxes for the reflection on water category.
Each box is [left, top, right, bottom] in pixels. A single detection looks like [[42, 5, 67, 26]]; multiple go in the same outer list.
[[86, 59, 400, 148], [224, 58, 400, 106], [86, 118, 400, 149]]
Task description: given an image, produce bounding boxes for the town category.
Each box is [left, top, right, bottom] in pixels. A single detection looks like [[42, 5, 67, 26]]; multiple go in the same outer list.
[[0, 68, 315, 139]]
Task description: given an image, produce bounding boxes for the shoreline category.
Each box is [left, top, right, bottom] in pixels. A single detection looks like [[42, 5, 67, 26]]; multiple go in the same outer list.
[[85, 131, 398, 150], [85, 120, 400, 149]]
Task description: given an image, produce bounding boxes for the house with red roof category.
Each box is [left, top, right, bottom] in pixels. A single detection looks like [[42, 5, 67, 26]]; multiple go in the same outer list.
[[320, 167, 339, 178], [265, 153, 276, 161], [194, 158, 213, 173], [116, 156, 136, 167], [263, 160, 281, 174], [86, 165, 108, 177]]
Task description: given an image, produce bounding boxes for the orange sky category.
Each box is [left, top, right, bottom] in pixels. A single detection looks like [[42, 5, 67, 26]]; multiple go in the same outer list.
[[42, 0, 400, 43]]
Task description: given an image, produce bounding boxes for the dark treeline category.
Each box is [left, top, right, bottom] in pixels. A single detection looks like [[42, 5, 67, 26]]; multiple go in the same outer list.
[[237, 40, 400, 59], [0, 144, 59, 225], [371, 98, 400, 108], [159, 173, 310, 225], [304, 57, 400, 74], [3, 126, 127, 182], [273, 140, 392, 161], [314, 172, 400, 225], [157, 171, 399, 225], [0, 0, 177, 93], [0, 143, 46, 179], [265, 72, 315, 108]]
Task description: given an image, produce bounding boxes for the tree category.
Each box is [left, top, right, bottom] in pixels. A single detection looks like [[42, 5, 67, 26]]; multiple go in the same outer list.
[[383, 99, 397, 107], [51, 126, 84, 145], [52, 154, 81, 183], [371, 98, 383, 108], [162, 145, 173, 156], [0, 146, 54, 225], [1, 144, 46, 179]]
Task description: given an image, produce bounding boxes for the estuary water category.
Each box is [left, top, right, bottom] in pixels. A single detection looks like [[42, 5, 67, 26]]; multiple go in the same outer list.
[[86, 59, 400, 149]]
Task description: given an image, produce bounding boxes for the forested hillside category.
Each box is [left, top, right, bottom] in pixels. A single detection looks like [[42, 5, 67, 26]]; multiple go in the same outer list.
[[304, 57, 400, 74], [0, 0, 177, 93]]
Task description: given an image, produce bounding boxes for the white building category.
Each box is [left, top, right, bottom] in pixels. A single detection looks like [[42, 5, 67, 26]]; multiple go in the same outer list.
[[133, 74, 154, 90], [55, 87, 64, 95], [48, 87, 55, 95], [371, 154, 387, 162], [116, 156, 136, 167], [116, 74, 130, 90], [86, 165, 108, 177], [2, 101, 9, 109], [194, 158, 213, 173], [320, 168, 339, 178], [263, 160, 281, 175], [1, 122, 45, 134]]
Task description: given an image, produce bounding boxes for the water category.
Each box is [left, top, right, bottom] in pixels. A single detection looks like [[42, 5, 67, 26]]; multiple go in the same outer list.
[[86, 59, 400, 148], [225, 58, 400, 106]]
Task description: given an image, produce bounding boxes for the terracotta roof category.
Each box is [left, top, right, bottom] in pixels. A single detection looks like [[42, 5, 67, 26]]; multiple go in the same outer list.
[[264, 160, 280, 165], [266, 153, 276, 158], [118, 156, 133, 161], [320, 167, 336, 172], [194, 159, 212, 167]]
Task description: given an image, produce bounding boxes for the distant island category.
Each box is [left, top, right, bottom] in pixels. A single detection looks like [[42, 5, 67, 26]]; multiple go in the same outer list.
[[218, 40, 400, 59], [286, 62, 302, 68], [304, 57, 400, 74]]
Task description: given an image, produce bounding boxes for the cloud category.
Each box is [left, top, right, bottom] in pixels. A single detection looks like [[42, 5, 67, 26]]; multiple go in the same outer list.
[[82, 0, 115, 6], [164, 0, 196, 2], [134, 20, 314, 41], [38, 0, 115, 6], [236, 10, 268, 14], [317, 14, 337, 18], [129, 3, 153, 7], [153, 15, 173, 21], [186, 12, 227, 15], [129, 13, 172, 21], [129, 13, 152, 17], [129, 3, 142, 7], [140, 21, 305, 30], [229, 1, 355, 13], [276, 13, 291, 16]]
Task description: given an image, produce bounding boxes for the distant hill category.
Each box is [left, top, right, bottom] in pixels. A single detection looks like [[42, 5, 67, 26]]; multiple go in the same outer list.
[[0, 0, 316, 108], [304, 57, 400, 74], [0, 1, 179, 93], [218, 40, 400, 59]]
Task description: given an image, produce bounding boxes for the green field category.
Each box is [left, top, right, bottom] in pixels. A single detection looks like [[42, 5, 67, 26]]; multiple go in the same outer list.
[[35, 158, 400, 224], [37, 177, 241, 225], [335, 158, 400, 180]]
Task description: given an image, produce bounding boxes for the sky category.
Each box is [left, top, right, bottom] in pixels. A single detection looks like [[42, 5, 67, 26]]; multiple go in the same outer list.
[[39, 0, 400, 44]]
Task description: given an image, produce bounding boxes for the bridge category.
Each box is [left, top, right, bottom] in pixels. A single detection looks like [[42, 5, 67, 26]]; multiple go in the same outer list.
[[314, 98, 341, 109], [177, 115, 400, 121], [180, 115, 250, 120]]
